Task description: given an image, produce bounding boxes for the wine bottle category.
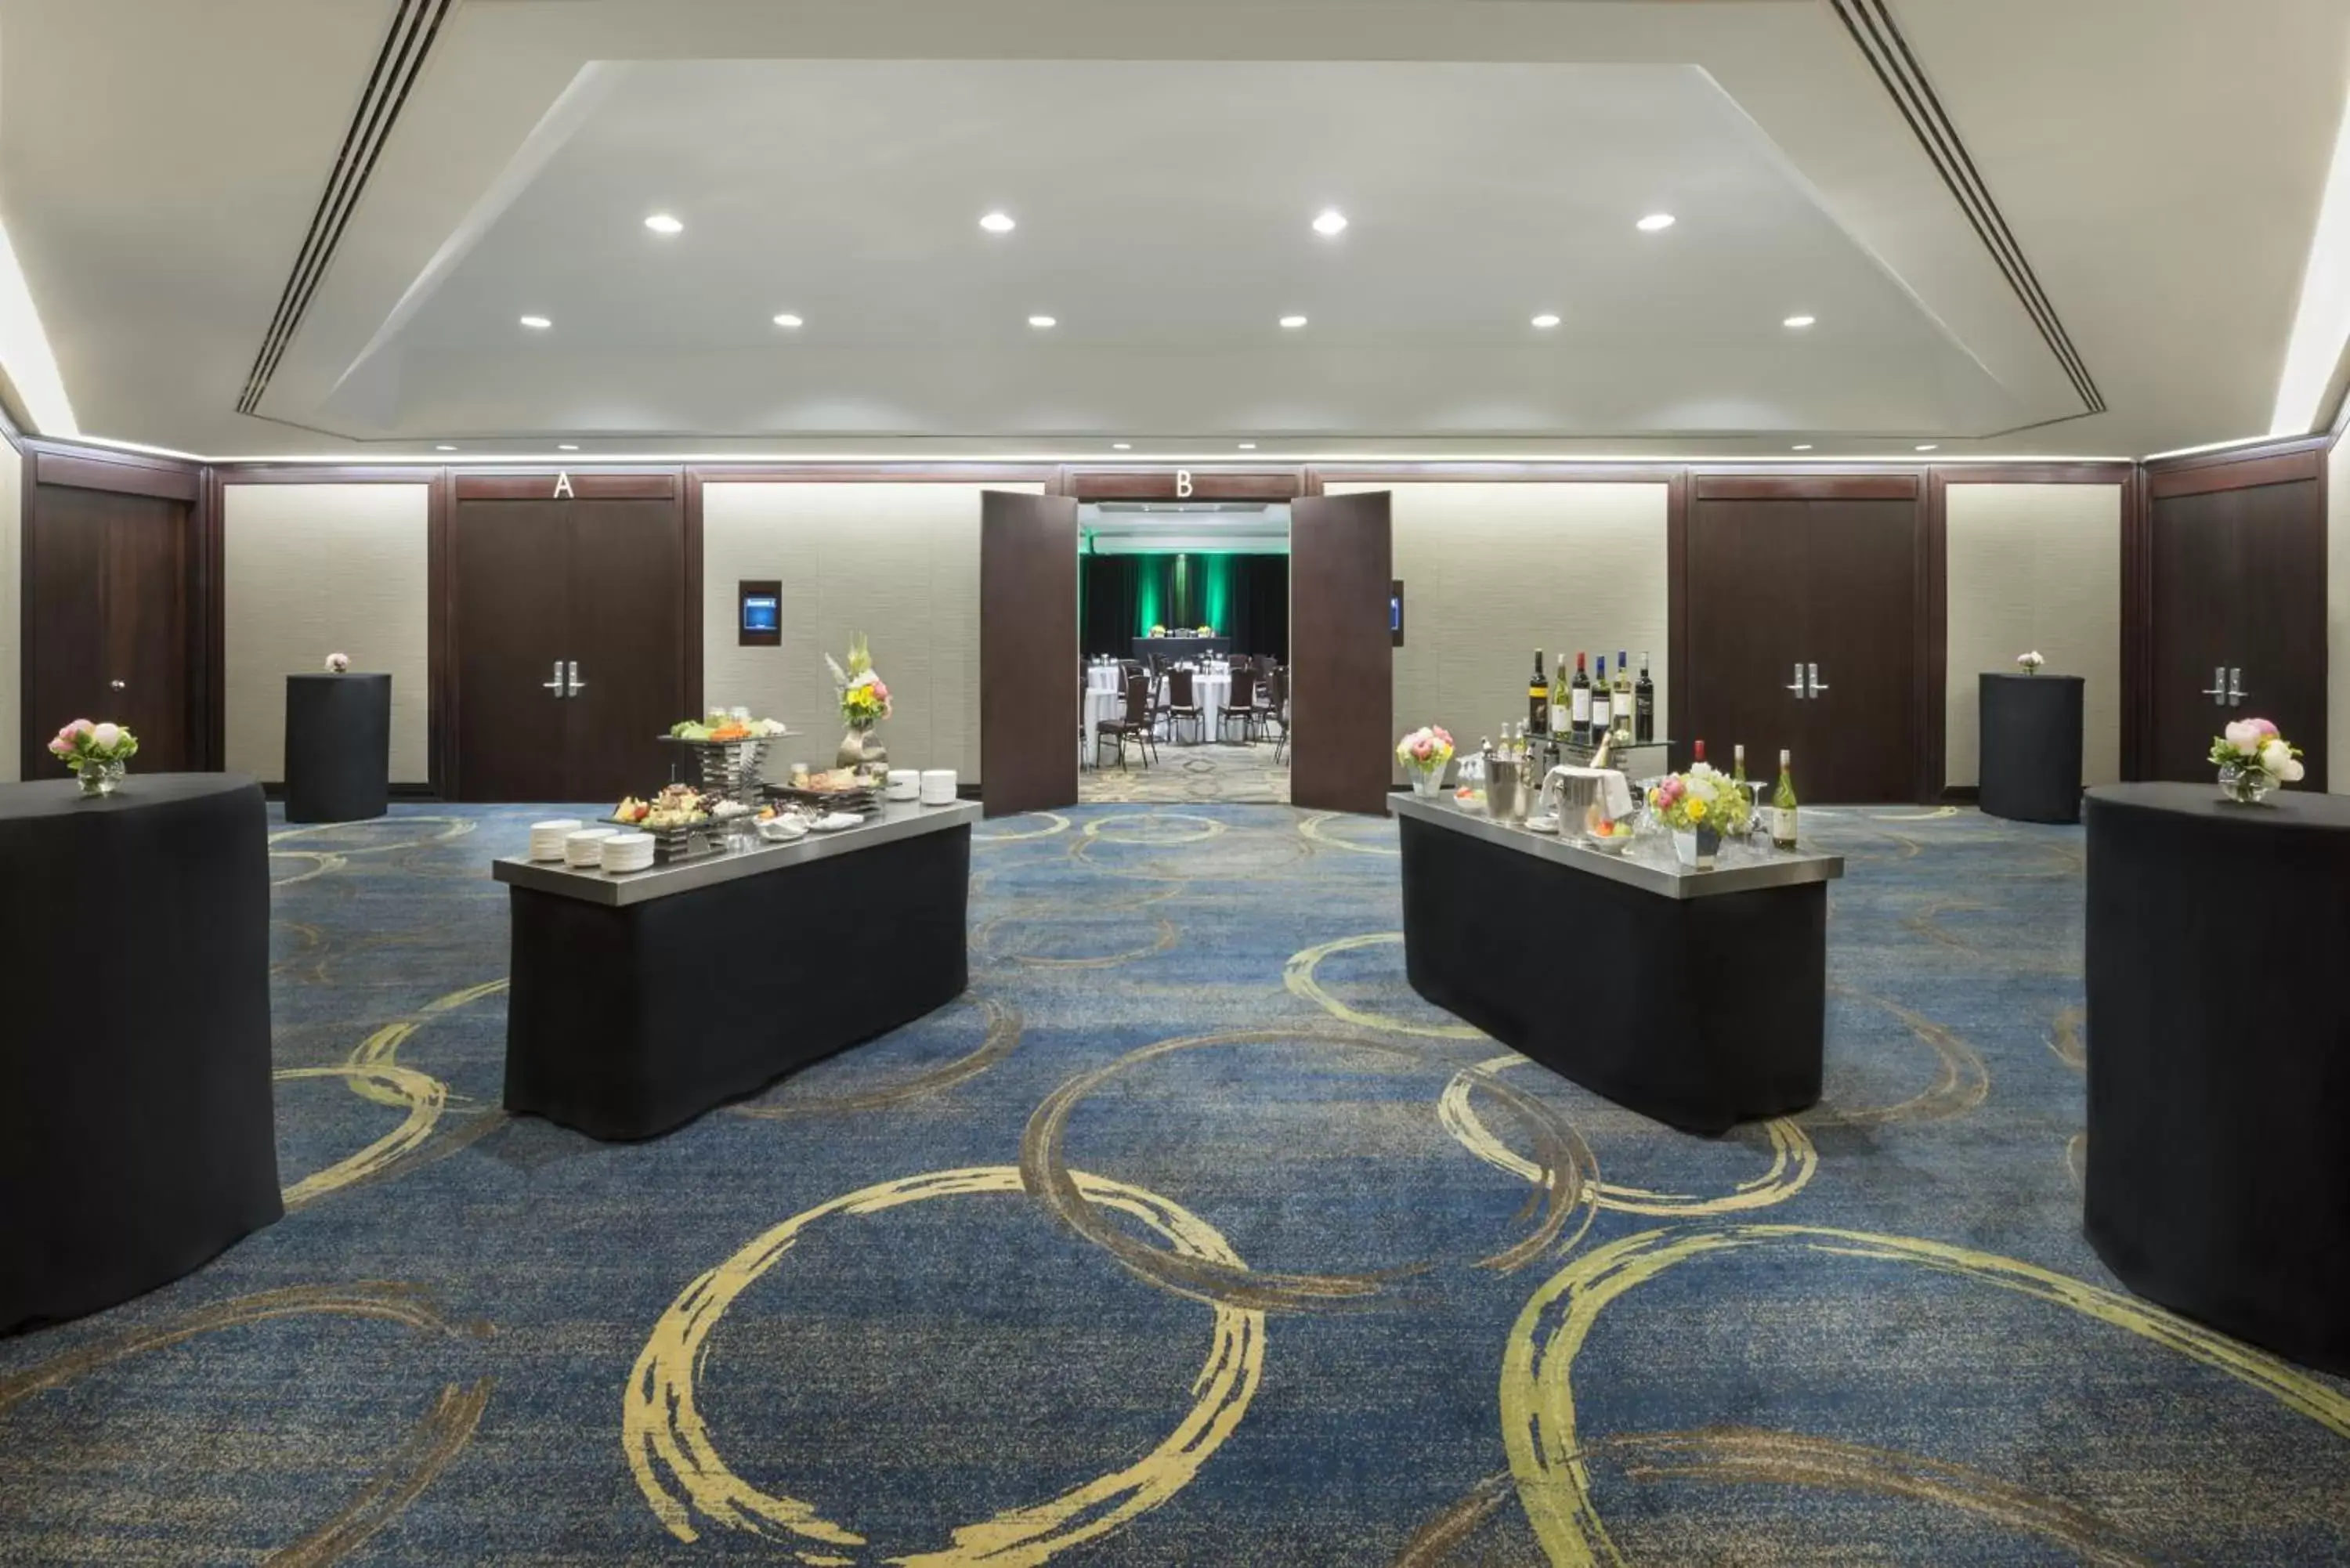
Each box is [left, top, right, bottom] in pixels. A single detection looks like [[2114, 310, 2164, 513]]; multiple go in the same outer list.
[[1590, 656, 1612, 746], [1772, 750, 1799, 849], [1614, 652, 1632, 742], [1692, 738, 1707, 768], [1635, 652, 1655, 743], [1570, 652, 1592, 745], [1732, 744, 1747, 785], [1528, 650, 1549, 736]]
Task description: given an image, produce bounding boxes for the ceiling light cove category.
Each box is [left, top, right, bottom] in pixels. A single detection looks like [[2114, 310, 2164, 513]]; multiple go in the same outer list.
[[558, 443, 579, 451], [1783, 315, 1817, 328], [434, 443, 456, 451], [519, 314, 551, 330], [1027, 315, 1057, 329], [979, 211, 1017, 234], [643, 213, 683, 235], [1791, 443, 1814, 451], [1279, 314, 1308, 330], [772, 313, 803, 328], [1237, 442, 1257, 450], [1112, 443, 1131, 450], [1636, 213, 1676, 233], [1311, 209, 1348, 237], [1531, 313, 1562, 329], [1915, 443, 1939, 451]]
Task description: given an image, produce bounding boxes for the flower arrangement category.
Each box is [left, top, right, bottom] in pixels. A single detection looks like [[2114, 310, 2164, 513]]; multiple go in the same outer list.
[[48, 718, 139, 797], [2210, 717, 2302, 803], [1149, 623, 1167, 638], [2016, 651, 2044, 674], [1396, 725, 1455, 795], [1647, 762, 1752, 836], [325, 651, 351, 674], [826, 633, 891, 731]]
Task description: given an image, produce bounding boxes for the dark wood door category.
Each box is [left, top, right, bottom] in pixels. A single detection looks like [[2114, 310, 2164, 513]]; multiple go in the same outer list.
[[1289, 491, 1394, 815], [1683, 493, 1921, 803], [24, 485, 193, 775], [980, 490, 1079, 818], [566, 497, 685, 804], [452, 498, 573, 800], [2148, 475, 2328, 790]]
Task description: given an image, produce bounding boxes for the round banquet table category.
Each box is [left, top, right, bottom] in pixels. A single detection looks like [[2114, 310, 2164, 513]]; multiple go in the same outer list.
[[2083, 782, 2350, 1373], [0, 774, 280, 1334]]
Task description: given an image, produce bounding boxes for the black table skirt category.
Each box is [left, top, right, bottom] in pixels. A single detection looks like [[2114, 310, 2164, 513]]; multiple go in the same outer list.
[[0, 775, 280, 1335], [2084, 783, 2350, 1374], [1978, 673, 2084, 824], [1399, 817, 1824, 1134], [504, 825, 972, 1140], [284, 673, 392, 823]]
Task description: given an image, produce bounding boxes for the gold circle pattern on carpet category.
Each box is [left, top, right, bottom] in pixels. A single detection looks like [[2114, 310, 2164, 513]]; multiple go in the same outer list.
[[1284, 932, 1483, 1039]]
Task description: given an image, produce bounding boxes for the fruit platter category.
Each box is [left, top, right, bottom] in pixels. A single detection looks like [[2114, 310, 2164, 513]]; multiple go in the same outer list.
[[657, 711, 797, 807], [608, 783, 745, 862], [768, 764, 881, 817]]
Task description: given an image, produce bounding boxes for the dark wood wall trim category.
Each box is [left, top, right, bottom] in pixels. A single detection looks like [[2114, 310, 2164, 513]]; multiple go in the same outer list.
[[691, 464, 1058, 486], [29, 445, 200, 502], [426, 468, 453, 797], [197, 466, 225, 773], [1056, 467, 1304, 501], [1692, 471, 1922, 501], [1305, 463, 1680, 486], [681, 469, 705, 716], [1918, 473, 1949, 801], [2145, 447, 2323, 500], [1664, 470, 1688, 746], [451, 470, 678, 501], [2122, 464, 2152, 779], [214, 464, 451, 485]]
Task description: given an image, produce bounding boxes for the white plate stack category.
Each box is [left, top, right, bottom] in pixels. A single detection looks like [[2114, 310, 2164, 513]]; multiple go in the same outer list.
[[530, 819, 584, 861], [601, 832, 655, 873], [564, 828, 616, 867], [920, 769, 957, 806], [887, 768, 920, 801]]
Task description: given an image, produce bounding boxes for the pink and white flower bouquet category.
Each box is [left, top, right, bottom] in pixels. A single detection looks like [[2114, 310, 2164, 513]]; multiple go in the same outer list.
[[47, 718, 139, 796], [2210, 717, 2301, 804], [1396, 724, 1455, 795]]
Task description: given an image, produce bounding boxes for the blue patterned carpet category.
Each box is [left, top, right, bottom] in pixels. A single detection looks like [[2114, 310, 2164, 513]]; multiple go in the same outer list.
[[4, 801, 2347, 1565]]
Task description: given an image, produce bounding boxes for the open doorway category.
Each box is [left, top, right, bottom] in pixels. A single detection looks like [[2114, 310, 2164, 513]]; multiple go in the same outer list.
[[1078, 500, 1292, 804]]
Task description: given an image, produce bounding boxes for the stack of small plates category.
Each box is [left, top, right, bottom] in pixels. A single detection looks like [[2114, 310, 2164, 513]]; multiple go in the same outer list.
[[920, 769, 957, 806], [530, 818, 583, 861], [601, 832, 655, 873], [564, 828, 616, 867]]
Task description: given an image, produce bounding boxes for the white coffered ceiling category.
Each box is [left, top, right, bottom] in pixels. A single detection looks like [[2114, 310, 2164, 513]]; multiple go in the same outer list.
[[2, 0, 2346, 461]]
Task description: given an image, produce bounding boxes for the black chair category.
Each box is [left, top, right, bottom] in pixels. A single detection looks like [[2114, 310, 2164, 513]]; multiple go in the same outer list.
[[1097, 674, 1157, 769], [1263, 666, 1290, 762], [1220, 666, 1260, 744], [1165, 668, 1206, 744]]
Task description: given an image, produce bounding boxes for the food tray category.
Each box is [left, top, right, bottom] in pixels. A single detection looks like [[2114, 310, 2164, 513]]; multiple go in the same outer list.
[[767, 783, 882, 816], [602, 817, 731, 864], [656, 735, 790, 807]]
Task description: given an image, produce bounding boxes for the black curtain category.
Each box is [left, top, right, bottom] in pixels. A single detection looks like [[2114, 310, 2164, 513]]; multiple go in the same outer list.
[[1229, 555, 1290, 661], [1078, 553, 1289, 659]]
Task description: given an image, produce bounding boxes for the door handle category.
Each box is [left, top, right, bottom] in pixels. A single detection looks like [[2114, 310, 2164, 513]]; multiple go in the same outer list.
[[544, 659, 566, 697], [109, 679, 125, 692], [566, 659, 586, 698], [1807, 662, 1828, 698], [1787, 661, 1806, 700], [2227, 667, 2246, 708], [2202, 666, 2228, 705]]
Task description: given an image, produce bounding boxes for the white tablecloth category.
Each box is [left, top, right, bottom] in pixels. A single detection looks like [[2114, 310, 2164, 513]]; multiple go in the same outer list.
[[1082, 688, 1125, 766], [1086, 664, 1122, 695]]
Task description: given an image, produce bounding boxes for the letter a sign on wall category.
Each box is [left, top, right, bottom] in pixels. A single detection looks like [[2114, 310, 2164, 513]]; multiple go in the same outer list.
[[552, 471, 574, 500]]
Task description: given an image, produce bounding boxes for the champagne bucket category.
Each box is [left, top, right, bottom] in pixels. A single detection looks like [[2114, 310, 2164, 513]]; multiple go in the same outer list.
[[1486, 755, 1530, 822]]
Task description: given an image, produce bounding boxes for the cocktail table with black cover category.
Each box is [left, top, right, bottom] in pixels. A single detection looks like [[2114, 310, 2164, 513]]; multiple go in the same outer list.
[[1978, 673, 2085, 823], [2084, 782, 2350, 1374], [284, 672, 392, 823], [0, 774, 280, 1335]]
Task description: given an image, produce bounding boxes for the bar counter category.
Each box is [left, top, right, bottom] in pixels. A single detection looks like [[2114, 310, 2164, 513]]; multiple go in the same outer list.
[[1394, 793, 1844, 1134], [493, 800, 978, 1139]]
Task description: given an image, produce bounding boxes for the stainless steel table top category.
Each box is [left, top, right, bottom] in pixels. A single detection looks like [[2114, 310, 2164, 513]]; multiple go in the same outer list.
[[491, 799, 980, 907], [1392, 793, 1843, 900]]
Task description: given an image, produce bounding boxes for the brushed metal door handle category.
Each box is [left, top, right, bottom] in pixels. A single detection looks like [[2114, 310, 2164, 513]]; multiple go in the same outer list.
[[2202, 666, 2228, 704], [566, 659, 586, 697], [543, 659, 566, 697], [2227, 667, 2247, 707], [109, 679, 125, 691], [1807, 662, 1828, 697], [1787, 661, 1806, 699]]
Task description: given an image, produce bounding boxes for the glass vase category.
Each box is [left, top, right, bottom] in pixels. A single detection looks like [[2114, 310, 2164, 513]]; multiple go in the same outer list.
[[1672, 824, 1719, 870], [77, 759, 125, 797], [2216, 763, 2275, 806], [837, 724, 888, 775], [1408, 767, 1445, 798]]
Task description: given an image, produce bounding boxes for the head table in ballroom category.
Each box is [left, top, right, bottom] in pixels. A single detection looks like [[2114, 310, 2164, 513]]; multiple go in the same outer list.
[[0, 773, 280, 1335], [1131, 634, 1231, 663]]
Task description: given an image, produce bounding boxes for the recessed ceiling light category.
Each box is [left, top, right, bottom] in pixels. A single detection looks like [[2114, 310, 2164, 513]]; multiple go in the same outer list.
[[518, 315, 551, 330], [434, 444, 456, 451], [1783, 314, 1817, 328], [1028, 315, 1057, 328], [1916, 443, 1940, 451], [1312, 209, 1348, 237], [1112, 443, 1132, 450], [1531, 313, 1562, 329], [980, 211, 1017, 233], [557, 443, 579, 451], [772, 313, 803, 328], [1636, 213, 1676, 233], [1791, 443, 1814, 451], [1237, 442, 1257, 450], [1279, 314, 1308, 330], [643, 213, 683, 235]]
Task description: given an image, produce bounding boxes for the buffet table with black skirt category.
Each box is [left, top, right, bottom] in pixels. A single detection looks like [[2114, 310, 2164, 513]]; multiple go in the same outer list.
[[1132, 635, 1231, 663], [283, 671, 392, 823], [0, 774, 280, 1335], [1394, 794, 1844, 1134], [2083, 782, 2350, 1374], [1977, 673, 2084, 824], [493, 800, 980, 1140]]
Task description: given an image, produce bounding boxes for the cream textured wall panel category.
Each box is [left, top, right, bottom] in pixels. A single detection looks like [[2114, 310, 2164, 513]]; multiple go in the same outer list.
[[0, 440, 20, 782], [223, 484, 431, 782], [1943, 482, 2122, 789], [703, 483, 1030, 782], [2331, 435, 2348, 793], [1330, 482, 1669, 777]]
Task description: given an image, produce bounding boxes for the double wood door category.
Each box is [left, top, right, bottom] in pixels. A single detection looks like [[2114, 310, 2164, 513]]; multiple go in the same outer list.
[[450, 479, 687, 803], [23, 469, 198, 775], [1290, 491, 1394, 815], [1684, 488, 1922, 803], [2146, 462, 2328, 789]]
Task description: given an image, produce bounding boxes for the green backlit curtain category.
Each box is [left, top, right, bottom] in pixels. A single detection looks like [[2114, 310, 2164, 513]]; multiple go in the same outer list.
[[1079, 553, 1289, 658]]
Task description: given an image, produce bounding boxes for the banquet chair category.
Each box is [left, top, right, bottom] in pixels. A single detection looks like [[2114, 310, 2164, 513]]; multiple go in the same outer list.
[[1220, 666, 1260, 744], [1097, 674, 1157, 769], [1263, 666, 1290, 762], [1165, 667, 1205, 744]]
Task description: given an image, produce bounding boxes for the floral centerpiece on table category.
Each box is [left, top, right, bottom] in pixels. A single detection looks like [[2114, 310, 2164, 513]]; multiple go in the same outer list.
[[48, 719, 139, 797], [1648, 762, 1751, 869], [2016, 650, 2044, 674], [1396, 724, 1455, 797], [825, 633, 892, 771], [1149, 623, 1167, 638], [2209, 717, 2302, 804], [325, 651, 351, 674]]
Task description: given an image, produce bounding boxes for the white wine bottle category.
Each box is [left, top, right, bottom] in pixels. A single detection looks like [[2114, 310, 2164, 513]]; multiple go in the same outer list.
[[1590, 655, 1612, 746], [1772, 750, 1799, 849]]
